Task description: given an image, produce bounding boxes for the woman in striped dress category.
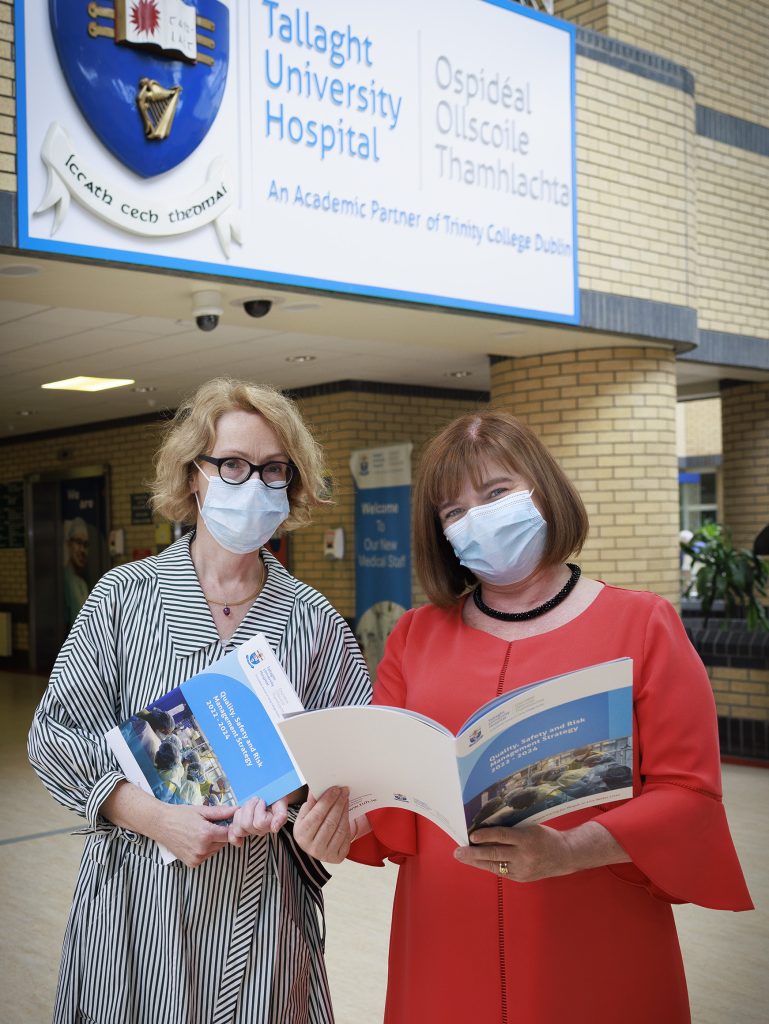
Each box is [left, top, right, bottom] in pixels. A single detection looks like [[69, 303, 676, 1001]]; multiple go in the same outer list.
[[28, 378, 371, 1024]]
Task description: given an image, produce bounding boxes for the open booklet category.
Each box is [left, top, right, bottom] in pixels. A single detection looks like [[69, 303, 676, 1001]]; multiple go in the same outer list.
[[278, 658, 634, 846], [105, 634, 305, 863]]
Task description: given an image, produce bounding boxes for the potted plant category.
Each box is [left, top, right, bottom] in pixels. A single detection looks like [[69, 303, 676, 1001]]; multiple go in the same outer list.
[[681, 523, 769, 631]]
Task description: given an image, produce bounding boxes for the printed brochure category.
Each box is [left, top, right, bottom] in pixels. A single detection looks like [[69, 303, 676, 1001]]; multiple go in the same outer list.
[[105, 633, 305, 862], [278, 658, 633, 845]]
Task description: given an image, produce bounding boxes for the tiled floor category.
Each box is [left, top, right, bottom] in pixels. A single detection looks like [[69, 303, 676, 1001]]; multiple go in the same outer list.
[[1, 670, 767, 1024]]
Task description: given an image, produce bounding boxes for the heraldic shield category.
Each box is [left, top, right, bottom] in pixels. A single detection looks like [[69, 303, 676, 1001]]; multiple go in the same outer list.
[[50, 0, 230, 178]]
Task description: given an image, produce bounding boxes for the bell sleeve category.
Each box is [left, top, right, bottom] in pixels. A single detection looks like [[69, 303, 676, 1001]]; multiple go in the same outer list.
[[347, 609, 419, 868], [597, 598, 753, 911], [27, 580, 128, 834]]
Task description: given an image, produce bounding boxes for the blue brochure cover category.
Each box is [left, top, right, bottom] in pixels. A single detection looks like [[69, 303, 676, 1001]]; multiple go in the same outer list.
[[455, 662, 633, 834], [106, 634, 305, 849]]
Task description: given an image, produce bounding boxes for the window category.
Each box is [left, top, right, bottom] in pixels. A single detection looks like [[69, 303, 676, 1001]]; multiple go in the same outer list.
[[679, 469, 718, 533]]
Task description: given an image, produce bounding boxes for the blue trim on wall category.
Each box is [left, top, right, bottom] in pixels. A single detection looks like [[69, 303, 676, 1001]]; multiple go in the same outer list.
[[579, 290, 697, 346], [575, 26, 694, 95], [696, 106, 769, 158], [680, 330, 769, 372]]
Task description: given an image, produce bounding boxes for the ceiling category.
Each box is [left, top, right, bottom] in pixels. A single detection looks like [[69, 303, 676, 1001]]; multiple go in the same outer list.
[[0, 252, 765, 439]]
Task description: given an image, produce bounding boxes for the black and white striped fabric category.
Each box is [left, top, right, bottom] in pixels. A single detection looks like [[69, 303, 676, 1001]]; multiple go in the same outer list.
[[28, 534, 372, 1024]]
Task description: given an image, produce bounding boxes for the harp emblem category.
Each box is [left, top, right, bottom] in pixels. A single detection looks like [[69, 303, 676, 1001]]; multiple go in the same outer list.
[[49, 0, 229, 177], [137, 78, 182, 140]]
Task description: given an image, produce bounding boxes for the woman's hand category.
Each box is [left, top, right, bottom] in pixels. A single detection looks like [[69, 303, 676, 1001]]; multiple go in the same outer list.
[[100, 780, 233, 869], [154, 803, 236, 869], [293, 787, 353, 864], [228, 795, 290, 847], [453, 821, 630, 882]]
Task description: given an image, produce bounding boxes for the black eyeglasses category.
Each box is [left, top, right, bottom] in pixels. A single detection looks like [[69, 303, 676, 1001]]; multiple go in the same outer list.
[[197, 455, 294, 489]]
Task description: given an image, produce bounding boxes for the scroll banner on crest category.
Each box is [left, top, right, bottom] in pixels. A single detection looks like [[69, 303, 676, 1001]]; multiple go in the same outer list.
[[36, 123, 241, 256], [350, 443, 412, 675]]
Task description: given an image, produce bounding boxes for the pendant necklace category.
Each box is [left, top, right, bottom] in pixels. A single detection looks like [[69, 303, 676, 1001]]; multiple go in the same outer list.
[[205, 586, 262, 617], [473, 563, 581, 622]]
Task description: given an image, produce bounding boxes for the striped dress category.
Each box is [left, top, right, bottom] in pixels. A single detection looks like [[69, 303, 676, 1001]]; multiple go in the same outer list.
[[28, 534, 372, 1024]]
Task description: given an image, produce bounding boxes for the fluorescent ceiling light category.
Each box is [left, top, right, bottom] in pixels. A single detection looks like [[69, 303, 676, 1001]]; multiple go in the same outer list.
[[41, 376, 135, 392]]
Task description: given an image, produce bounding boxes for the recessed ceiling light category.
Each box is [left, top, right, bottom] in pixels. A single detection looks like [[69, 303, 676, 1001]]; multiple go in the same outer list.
[[16, 409, 35, 416], [41, 376, 135, 392], [0, 263, 41, 277], [285, 355, 316, 363], [444, 370, 473, 379], [282, 302, 321, 312], [131, 385, 157, 393]]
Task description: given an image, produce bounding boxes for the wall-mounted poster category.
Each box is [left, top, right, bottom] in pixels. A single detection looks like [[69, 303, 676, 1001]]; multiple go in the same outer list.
[[61, 475, 109, 631], [16, 0, 578, 322], [350, 443, 412, 677]]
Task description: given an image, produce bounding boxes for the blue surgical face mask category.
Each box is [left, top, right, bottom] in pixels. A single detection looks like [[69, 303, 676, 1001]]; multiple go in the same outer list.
[[194, 463, 289, 555], [443, 488, 547, 585]]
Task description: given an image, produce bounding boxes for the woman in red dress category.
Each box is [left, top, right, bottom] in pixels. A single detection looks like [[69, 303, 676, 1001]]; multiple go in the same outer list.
[[295, 410, 752, 1024]]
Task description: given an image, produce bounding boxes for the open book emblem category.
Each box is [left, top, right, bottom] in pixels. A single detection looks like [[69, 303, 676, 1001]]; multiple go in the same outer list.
[[49, 0, 229, 177]]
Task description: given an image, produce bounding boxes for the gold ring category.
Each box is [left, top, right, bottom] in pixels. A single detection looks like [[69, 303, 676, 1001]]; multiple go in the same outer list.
[[498, 861, 509, 876]]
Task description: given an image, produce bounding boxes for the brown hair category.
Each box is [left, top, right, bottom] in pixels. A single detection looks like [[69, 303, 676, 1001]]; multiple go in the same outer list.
[[150, 377, 329, 529], [414, 410, 589, 607]]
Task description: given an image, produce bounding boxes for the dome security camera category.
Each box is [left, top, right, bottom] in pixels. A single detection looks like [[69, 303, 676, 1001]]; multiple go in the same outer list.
[[243, 299, 273, 318], [192, 290, 223, 332]]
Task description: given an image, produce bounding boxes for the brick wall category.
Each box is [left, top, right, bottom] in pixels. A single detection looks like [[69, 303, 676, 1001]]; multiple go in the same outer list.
[[491, 345, 680, 602], [695, 140, 769, 338], [677, 397, 722, 459], [554, 1, 608, 33], [720, 382, 769, 551], [293, 388, 486, 618], [574, 54, 696, 308], [0, 0, 14, 192], [593, 1, 768, 128], [708, 665, 769, 723]]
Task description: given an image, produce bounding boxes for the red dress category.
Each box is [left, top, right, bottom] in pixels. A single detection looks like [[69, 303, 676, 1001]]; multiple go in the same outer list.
[[349, 586, 752, 1024]]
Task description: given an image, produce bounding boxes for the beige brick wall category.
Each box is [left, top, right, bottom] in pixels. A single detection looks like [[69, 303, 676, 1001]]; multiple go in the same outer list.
[[720, 382, 769, 551], [676, 397, 722, 459], [491, 345, 680, 603], [708, 665, 769, 723], [554, 1, 608, 33], [0, 0, 14, 193], [591, 1, 768, 128], [575, 57, 696, 307], [695, 140, 769, 338], [293, 389, 486, 618]]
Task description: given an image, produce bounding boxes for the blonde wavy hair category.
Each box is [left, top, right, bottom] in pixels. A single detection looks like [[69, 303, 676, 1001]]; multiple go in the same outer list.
[[151, 378, 329, 530]]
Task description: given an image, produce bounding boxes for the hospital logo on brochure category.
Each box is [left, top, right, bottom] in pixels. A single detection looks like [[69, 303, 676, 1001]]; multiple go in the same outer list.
[[36, 0, 240, 254], [245, 650, 264, 669], [468, 727, 483, 747]]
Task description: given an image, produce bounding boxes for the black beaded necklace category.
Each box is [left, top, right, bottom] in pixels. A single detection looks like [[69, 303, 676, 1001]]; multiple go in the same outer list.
[[472, 563, 581, 622]]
